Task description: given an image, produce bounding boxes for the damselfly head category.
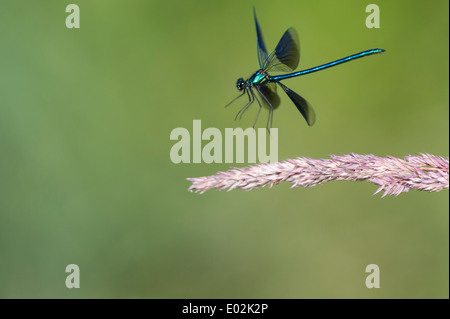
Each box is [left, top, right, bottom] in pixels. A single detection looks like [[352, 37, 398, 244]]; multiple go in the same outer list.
[[236, 78, 246, 91]]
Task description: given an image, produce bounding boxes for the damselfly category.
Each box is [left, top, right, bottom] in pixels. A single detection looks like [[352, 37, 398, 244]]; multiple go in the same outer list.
[[226, 8, 384, 129]]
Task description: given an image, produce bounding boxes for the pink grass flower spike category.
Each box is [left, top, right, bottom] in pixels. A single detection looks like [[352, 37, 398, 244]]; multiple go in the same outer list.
[[187, 153, 449, 197]]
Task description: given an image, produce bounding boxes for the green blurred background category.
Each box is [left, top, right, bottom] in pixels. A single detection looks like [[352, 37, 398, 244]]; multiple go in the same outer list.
[[0, 0, 448, 298]]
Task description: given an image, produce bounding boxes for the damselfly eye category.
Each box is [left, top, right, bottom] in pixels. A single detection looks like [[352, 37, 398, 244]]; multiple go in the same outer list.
[[236, 78, 245, 91]]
